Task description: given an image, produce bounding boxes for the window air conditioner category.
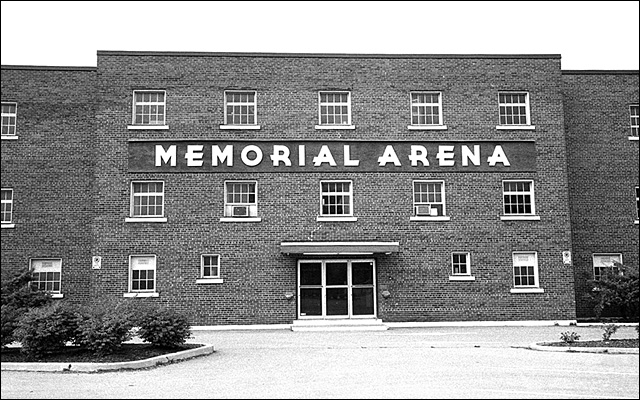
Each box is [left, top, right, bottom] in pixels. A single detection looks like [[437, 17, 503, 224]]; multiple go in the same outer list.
[[415, 205, 433, 216], [232, 205, 249, 217]]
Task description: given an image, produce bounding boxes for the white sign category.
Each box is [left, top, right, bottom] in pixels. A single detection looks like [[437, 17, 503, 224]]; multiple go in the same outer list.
[[92, 256, 102, 270]]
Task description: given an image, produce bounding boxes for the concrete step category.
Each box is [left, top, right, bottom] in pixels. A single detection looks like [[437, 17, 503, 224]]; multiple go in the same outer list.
[[291, 319, 389, 331]]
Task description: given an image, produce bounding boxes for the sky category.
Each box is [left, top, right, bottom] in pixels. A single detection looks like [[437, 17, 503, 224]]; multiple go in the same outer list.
[[1, 1, 639, 70]]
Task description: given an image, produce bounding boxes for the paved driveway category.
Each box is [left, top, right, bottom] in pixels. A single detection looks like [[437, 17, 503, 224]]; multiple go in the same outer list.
[[1, 325, 639, 399]]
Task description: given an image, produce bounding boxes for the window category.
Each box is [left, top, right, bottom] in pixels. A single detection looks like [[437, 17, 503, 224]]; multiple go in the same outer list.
[[630, 105, 639, 138], [224, 91, 257, 126], [129, 255, 156, 293], [498, 92, 531, 126], [30, 259, 62, 296], [317, 91, 352, 128], [413, 180, 446, 217], [130, 181, 164, 218], [132, 90, 166, 126], [201, 255, 220, 279], [452, 253, 470, 275], [1, 102, 17, 136], [224, 181, 258, 218], [320, 180, 353, 217], [632, 186, 640, 222], [1, 188, 13, 226], [502, 180, 538, 219], [410, 92, 444, 126], [512, 252, 540, 290], [592, 254, 622, 280]]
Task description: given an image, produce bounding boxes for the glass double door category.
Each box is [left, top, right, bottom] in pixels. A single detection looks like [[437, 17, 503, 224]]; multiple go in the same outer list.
[[298, 260, 376, 319]]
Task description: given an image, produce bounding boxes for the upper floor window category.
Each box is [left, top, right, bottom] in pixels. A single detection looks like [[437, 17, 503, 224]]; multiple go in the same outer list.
[[317, 91, 352, 128], [410, 92, 443, 126], [592, 253, 622, 280], [502, 180, 537, 218], [498, 92, 531, 126], [224, 91, 257, 126], [1, 102, 17, 136], [130, 181, 164, 218], [1, 188, 13, 225], [413, 180, 446, 217], [30, 259, 62, 295], [224, 181, 258, 218], [320, 180, 353, 217], [132, 90, 166, 126], [630, 105, 639, 138]]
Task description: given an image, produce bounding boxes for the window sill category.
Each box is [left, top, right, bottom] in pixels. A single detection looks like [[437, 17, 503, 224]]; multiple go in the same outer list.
[[629, 136, 639, 141], [1, 223, 15, 229], [196, 278, 224, 284], [127, 125, 169, 130], [496, 125, 535, 130], [407, 125, 448, 130], [125, 217, 167, 223], [1, 135, 19, 140], [123, 292, 159, 298], [314, 125, 355, 130], [219, 124, 261, 130], [510, 288, 544, 294], [500, 215, 540, 221], [316, 216, 358, 222], [634, 220, 639, 225], [410, 216, 451, 222], [220, 217, 262, 223], [449, 275, 475, 281]]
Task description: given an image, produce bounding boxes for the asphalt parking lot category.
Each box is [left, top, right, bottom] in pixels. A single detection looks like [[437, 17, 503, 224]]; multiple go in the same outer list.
[[1, 325, 639, 399]]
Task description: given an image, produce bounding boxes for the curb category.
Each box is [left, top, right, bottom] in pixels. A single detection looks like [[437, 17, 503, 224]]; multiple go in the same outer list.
[[528, 342, 639, 354], [1, 344, 215, 373]]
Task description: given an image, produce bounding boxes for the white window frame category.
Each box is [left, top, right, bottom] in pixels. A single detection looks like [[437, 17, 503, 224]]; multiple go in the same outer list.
[[315, 91, 354, 129], [128, 90, 168, 130], [635, 186, 639, 224], [125, 255, 159, 297], [1, 102, 18, 139], [221, 90, 260, 130], [496, 92, 535, 130], [501, 179, 540, 220], [510, 252, 544, 293], [196, 254, 224, 284], [1, 188, 14, 228], [408, 92, 447, 130], [592, 253, 623, 281], [449, 252, 475, 281], [410, 180, 450, 221], [317, 180, 357, 222], [629, 104, 639, 140], [29, 258, 63, 298], [125, 181, 167, 223], [220, 180, 261, 222]]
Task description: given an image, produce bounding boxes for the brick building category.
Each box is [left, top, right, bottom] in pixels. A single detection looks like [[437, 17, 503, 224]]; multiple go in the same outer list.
[[1, 52, 638, 327]]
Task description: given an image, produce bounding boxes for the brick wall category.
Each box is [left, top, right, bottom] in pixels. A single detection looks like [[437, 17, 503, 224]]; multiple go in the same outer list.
[[1, 66, 96, 303], [91, 53, 575, 325], [562, 71, 640, 319]]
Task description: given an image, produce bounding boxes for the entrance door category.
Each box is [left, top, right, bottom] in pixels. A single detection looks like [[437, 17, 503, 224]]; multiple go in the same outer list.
[[298, 259, 376, 319]]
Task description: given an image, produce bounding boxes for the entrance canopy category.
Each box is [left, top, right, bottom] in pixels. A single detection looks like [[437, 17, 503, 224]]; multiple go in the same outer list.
[[280, 241, 399, 255]]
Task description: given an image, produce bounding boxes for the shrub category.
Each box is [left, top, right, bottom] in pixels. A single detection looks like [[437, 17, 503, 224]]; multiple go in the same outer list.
[[560, 331, 580, 343], [13, 302, 79, 359], [589, 262, 639, 321], [601, 323, 618, 341], [1, 269, 51, 347], [75, 300, 138, 356], [136, 307, 192, 348]]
